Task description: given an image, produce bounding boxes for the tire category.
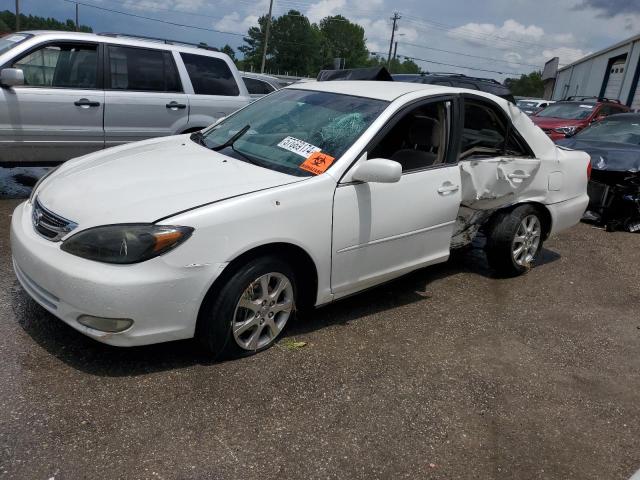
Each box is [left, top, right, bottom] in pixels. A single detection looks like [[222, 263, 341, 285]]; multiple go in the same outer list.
[[485, 205, 544, 277], [197, 256, 297, 359]]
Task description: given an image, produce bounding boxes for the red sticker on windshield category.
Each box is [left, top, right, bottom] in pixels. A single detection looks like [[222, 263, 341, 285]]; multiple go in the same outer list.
[[300, 152, 335, 175]]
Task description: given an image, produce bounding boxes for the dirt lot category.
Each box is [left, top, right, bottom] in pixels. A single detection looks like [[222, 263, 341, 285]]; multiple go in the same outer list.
[[0, 195, 639, 480]]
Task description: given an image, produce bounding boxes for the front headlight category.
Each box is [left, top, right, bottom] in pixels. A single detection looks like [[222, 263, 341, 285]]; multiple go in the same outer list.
[[553, 125, 579, 136], [61, 224, 194, 264], [29, 167, 59, 203]]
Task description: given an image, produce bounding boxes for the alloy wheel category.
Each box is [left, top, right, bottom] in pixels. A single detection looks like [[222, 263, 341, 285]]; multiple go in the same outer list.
[[511, 215, 541, 267]]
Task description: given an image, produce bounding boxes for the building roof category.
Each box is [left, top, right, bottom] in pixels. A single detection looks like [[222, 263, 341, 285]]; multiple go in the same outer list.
[[558, 32, 640, 73]]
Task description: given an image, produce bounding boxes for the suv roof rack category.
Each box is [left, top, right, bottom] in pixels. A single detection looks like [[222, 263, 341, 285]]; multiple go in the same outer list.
[[98, 33, 218, 51], [424, 72, 503, 85], [565, 95, 621, 104]]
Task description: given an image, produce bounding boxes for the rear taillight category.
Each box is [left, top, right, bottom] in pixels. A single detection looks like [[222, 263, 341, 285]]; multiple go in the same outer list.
[[586, 158, 592, 180]]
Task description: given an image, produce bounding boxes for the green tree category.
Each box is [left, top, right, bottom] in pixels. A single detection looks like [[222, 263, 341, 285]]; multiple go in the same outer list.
[[238, 15, 268, 71], [220, 44, 237, 62], [504, 71, 544, 97], [0, 10, 92, 32], [318, 15, 368, 69], [367, 54, 421, 74]]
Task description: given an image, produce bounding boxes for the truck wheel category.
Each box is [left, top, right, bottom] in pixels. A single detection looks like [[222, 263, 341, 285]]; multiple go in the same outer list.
[[197, 256, 297, 359], [485, 205, 544, 277]]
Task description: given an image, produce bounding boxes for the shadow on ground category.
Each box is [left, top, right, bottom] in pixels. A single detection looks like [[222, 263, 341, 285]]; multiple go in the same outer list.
[[12, 244, 560, 378]]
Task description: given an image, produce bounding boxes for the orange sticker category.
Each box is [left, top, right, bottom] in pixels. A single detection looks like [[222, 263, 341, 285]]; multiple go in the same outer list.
[[299, 151, 335, 175]]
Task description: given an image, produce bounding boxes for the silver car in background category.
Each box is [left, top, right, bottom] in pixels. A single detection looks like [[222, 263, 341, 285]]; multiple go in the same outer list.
[[241, 72, 284, 98], [0, 31, 252, 165]]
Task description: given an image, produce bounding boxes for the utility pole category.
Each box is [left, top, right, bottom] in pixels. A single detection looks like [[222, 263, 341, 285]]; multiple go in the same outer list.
[[393, 41, 398, 62], [15, 0, 20, 31], [260, 0, 274, 74], [387, 12, 400, 67], [75, 2, 79, 31]]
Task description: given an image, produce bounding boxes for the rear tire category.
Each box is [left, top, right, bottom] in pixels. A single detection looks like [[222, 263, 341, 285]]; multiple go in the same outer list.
[[197, 256, 297, 359], [485, 205, 544, 277]]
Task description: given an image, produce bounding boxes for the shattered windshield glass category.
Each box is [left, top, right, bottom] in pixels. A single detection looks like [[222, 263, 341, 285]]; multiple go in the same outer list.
[[199, 89, 388, 177]]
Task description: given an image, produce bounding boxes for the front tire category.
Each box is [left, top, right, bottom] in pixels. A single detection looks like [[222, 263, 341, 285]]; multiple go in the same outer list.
[[197, 256, 297, 359], [485, 205, 544, 277]]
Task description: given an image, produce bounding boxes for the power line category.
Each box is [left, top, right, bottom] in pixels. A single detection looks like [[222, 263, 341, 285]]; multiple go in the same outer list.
[[399, 41, 543, 69], [371, 51, 526, 76]]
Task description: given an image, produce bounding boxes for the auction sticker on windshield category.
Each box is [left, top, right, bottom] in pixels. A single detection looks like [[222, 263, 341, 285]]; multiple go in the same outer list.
[[277, 136, 321, 158], [299, 151, 335, 175]]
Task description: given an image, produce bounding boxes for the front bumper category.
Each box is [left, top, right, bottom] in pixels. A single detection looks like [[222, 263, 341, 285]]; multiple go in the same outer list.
[[10, 201, 223, 347]]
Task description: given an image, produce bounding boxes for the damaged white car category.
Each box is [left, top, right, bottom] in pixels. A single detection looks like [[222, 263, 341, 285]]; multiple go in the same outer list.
[[11, 81, 590, 357]]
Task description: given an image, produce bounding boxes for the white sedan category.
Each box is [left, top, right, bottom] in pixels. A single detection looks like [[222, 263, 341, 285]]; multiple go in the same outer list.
[[11, 81, 590, 358]]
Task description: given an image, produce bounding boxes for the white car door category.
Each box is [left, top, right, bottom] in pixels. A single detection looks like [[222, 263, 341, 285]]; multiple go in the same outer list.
[[331, 98, 461, 297], [0, 41, 104, 164], [456, 95, 543, 210], [103, 45, 189, 146]]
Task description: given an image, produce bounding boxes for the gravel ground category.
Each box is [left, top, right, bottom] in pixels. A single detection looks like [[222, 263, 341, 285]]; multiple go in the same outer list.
[[0, 195, 639, 480]]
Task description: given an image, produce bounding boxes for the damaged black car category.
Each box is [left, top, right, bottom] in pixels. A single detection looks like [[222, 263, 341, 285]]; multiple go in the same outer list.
[[558, 113, 640, 233]]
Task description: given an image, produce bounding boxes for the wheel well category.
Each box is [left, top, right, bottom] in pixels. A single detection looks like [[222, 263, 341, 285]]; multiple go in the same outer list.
[[181, 127, 205, 134], [198, 242, 319, 319], [486, 202, 552, 239]]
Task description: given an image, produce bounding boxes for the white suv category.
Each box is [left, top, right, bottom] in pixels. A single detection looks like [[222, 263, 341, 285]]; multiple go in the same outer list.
[[0, 31, 251, 165]]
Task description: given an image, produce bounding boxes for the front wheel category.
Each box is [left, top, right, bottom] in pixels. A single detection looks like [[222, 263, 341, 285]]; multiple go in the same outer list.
[[197, 256, 297, 359], [485, 205, 544, 277]]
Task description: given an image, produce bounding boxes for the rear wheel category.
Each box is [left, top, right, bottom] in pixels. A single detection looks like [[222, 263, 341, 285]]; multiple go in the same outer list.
[[485, 205, 544, 277], [197, 256, 297, 358]]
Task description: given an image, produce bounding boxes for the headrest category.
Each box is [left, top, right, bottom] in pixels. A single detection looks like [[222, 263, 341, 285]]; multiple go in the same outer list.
[[407, 116, 440, 148]]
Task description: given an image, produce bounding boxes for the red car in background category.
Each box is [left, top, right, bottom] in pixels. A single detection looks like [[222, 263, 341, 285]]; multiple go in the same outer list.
[[531, 97, 630, 142]]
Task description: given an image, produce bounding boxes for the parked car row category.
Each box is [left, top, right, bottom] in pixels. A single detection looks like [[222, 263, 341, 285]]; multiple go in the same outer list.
[[516, 98, 555, 115]]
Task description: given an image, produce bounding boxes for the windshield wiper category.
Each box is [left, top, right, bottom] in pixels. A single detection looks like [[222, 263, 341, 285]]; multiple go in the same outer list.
[[211, 125, 251, 152], [190, 130, 206, 146]]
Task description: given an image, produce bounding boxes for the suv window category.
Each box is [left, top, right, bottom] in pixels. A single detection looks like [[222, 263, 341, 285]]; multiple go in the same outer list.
[[460, 99, 527, 159], [243, 77, 275, 95], [181, 53, 239, 96], [369, 100, 449, 172], [107, 46, 181, 92], [13, 42, 98, 89]]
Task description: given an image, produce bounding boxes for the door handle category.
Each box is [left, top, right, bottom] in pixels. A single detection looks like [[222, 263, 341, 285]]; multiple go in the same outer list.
[[507, 172, 531, 180], [437, 184, 460, 195], [74, 99, 100, 107], [166, 102, 187, 110]]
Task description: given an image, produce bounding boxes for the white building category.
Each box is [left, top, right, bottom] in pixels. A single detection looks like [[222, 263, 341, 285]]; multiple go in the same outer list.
[[552, 33, 640, 109]]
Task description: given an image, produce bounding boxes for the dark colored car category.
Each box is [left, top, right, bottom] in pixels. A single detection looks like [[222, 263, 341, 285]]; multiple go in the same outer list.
[[393, 73, 515, 103], [557, 113, 640, 232], [531, 97, 630, 142]]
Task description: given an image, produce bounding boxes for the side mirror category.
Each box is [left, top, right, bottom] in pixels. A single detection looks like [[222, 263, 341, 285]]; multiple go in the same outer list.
[[592, 115, 606, 123], [352, 158, 402, 183], [0, 68, 24, 87]]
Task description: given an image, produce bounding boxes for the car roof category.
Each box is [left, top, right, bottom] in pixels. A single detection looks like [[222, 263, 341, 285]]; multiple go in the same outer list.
[[20, 30, 231, 58], [288, 80, 485, 102]]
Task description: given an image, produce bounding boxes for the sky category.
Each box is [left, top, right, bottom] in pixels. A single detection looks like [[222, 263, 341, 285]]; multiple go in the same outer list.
[[5, 0, 640, 80]]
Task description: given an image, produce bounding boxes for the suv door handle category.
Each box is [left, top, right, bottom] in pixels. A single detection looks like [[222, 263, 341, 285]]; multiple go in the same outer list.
[[166, 102, 187, 110], [507, 172, 531, 180], [74, 99, 100, 107], [437, 183, 460, 195]]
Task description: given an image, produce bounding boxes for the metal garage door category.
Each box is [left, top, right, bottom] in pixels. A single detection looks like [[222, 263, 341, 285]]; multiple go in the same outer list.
[[604, 60, 626, 100]]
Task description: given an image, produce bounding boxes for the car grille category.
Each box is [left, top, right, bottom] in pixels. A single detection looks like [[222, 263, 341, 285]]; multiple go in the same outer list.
[[542, 128, 553, 134], [32, 197, 77, 242]]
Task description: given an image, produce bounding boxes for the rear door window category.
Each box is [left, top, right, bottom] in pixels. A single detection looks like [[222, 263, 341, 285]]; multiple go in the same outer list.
[[180, 53, 239, 96], [459, 98, 529, 160], [243, 77, 275, 95], [107, 46, 181, 92], [13, 42, 98, 89]]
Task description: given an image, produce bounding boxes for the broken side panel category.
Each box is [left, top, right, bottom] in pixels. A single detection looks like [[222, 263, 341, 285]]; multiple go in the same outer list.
[[459, 157, 542, 210]]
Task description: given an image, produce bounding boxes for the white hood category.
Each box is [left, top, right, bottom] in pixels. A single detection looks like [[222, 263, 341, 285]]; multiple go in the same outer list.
[[37, 135, 304, 227]]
